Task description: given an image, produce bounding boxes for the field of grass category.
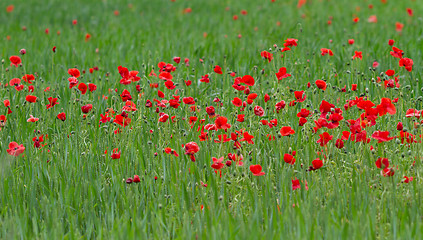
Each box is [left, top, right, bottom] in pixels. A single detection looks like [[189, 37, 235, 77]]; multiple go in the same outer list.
[[1, 0, 423, 239]]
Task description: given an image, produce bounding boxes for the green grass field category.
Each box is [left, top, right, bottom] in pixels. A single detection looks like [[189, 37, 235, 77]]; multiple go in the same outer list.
[[1, 0, 423, 239]]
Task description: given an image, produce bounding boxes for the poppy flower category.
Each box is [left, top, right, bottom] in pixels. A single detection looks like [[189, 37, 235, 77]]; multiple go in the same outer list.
[[260, 51, 273, 62], [352, 51, 362, 60], [78, 83, 88, 94], [133, 175, 141, 183], [46, 97, 59, 109], [57, 112, 66, 121], [390, 47, 404, 59], [311, 158, 323, 170], [241, 75, 255, 86], [348, 39, 354, 45], [232, 97, 242, 107], [32, 135, 45, 148], [211, 157, 225, 170], [111, 148, 121, 159], [294, 91, 306, 102], [275, 67, 291, 80], [237, 114, 245, 122], [215, 116, 231, 130], [376, 98, 396, 116], [381, 167, 395, 177], [9, 78, 21, 86], [0, 115, 6, 127], [173, 57, 181, 64], [183, 97, 195, 105], [284, 38, 298, 47], [315, 80, 327, 91], [292, 179, 301, 190], [88, 83, 97, 92], [388, 39, 394, 46], [200, 74, 210, 83], [27, 115, 39, 122], [240, 131, 254, 144], [254, 105, 264, 116], [68, 77, 79, 89], [22, 74, 35, 84], [403, 176, 413, 183], [9, 56, 22, 67], [158, 113, 169, 122], [399, 58, 413, 72], [320, 48, 333, 56], [249, 164, 265, 176], [81, 104, 93, 113], [280, 126, 295, 136], [275, 101, 286, 113], [371, 131, 394, 143], [185, 142, 200, 162], [25, 95, 37, 103], [214, 66, 223, 74], [283, 154, 296, 165], [68, 68, 81, 78], [405, 109, 420, 118], [335, 139, 344, 149], [114, 114, 131, 127], [316, 132, 333, 146], [7, 142, 25, 156]]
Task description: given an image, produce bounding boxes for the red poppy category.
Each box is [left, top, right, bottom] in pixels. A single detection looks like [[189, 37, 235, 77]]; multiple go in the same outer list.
[[280, 126, 295, 136], [335, 139, 344, 149], [249, 164, 265, 176], [0, 115, 6, 127], [133, 175, 141, 183], [284, 154, 296, 165], [183, 97, 195, 105], [292, 179, 301, 190], [22, 74, 35, 84], [371, 131, 394, 143], [388, 39, 394, 46], [88, 83, 97, 92], [232, 97, 242, 107], [68, 68, 81, 78], [348, 39, 354, 45], [81, 104, 93, 113], [215, 116, 231, 130], [311, 158, 323, 170], [284, 38, 298, 47], [9, 56, 22, 67], [214, 65, 223, 74], [405, 109, 420, 118], [46, 97, 59, 109], [254, 105, 264, 116], [27, 115, 39, 122], [158, 113, 169, 122], [241, 75, 255, 86], [317, 132, 333, 146], [399, 58, 413, 72], [111, 148, 121, 159], [200, 75, 210, 83], [403, 176, 413, 183], [275, 101, 286, 113], [57, 112, 66, 121], [275, 67, 291, 80], [320, 48, 333, 56], [390, 47, 404, 59], [211, 157, 225, 170], [78, 83, 88, 94], [240, 131, 254, 144], [114, 114, 131, 127], [7, 142, 25, 157], [315, 80, 327, 91], [376, 98, 396, 116], [352, 51, 362, 60], [32, 135, 45, 148], [185, 141, 200, 162], [260, 51, 273, 62], [25, 95, 37, 103]]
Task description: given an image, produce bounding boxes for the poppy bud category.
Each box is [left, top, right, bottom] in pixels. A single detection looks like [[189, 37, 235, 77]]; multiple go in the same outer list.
[[20, 49, 26, 55], [126, 178, 133, 184]]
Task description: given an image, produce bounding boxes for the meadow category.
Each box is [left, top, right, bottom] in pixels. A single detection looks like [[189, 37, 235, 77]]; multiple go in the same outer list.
[[1, 0, 423, 239]]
